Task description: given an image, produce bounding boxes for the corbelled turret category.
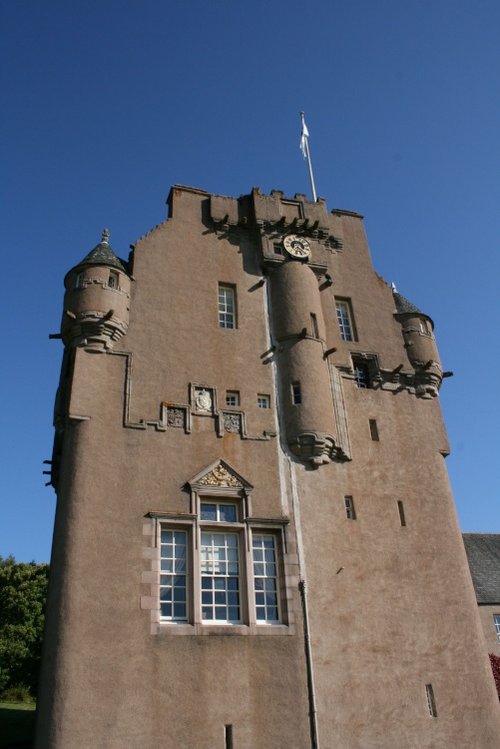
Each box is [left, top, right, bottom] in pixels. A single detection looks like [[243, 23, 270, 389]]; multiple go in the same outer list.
[[393, 290, 443, 397], [61, 229, 131, 350]]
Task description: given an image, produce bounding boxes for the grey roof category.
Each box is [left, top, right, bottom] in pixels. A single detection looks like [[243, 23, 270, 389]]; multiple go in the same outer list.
[[393, 291, 424, 315], [463, 534, 500, 604], [76, 229, 127, 273]]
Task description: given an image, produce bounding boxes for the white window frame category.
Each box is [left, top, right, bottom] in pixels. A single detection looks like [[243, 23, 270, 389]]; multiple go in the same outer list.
[[494, 614, 500, 642], [218, 284, 236, 329], [257, 394, 270, 409], [225, 391, 240, 407], [156, 494, 287, 631], [335, 298, 355, 341], [159, 528, 189, 622]]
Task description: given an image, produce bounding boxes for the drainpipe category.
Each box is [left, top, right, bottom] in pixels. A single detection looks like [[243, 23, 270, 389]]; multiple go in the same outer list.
[[299, 579, 319, 749]]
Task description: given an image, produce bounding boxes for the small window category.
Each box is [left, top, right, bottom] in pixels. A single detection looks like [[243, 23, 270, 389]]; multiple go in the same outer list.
[[425, 684, 438, 718], [226, 391, 240, 407], [344, 496, 356, 520], [218, 284, 236, 329], [108, 271, 119, 289], [419, 319, 432, 335], [257, 394, 270, 409], [292, 382, 302, 405], [354, 361, 371, 388], [494, 614, 500, 642], [369, 419, 379, 441], [397, 501, 407, 527], [310, 313, 319, 338], [200, 502, 238, 523], [74, 272, 83, 289], [273, 243, 284, 256], [335, 299, 356, 341]]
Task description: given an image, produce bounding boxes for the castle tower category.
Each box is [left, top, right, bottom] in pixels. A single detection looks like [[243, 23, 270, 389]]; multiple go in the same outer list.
[[36, 186, 500, 749]]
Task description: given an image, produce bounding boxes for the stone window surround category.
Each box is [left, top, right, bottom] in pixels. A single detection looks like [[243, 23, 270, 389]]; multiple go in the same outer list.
[[141, 482, 298, 636]]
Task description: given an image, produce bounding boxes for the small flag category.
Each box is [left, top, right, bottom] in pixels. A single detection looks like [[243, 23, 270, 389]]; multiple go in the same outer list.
[[299, 111, 318, 202], [300, 118, 309, 158]]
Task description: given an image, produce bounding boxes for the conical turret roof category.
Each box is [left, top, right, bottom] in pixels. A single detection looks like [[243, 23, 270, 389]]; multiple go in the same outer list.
[[76, 229, 127, 272], [393, 289, 434, 328], [393, 291, 423, 315]]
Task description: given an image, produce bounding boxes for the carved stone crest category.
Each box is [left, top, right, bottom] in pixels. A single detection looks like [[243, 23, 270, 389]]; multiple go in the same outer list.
[[167, 407, 185, 428], [194, 388, 213, 413], [199, 463, 242, 488], [223, 413, 241, 433]]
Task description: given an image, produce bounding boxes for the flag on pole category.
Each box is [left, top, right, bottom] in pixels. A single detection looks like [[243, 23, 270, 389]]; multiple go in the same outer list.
[[300, 115, 309, 159], [299, 112, 318, 202]]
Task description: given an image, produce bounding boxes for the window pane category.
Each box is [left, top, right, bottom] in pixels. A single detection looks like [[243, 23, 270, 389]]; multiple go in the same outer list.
[[200, 532, 240, 623], [218, 285, 236, 329], [219, 505, 237, 522], [225, 391, 240, 407], [160, 529, 188, 622], [252, 534, 280, 623], [336, 300, 353, 341], [200, 504, 217, 521]]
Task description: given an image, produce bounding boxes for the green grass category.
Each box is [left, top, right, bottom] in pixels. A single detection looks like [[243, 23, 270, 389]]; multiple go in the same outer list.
[[0, 701, 35, 748]]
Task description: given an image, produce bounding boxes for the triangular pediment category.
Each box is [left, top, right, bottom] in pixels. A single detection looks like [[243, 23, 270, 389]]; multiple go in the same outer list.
[[188, 459, 253, 490]]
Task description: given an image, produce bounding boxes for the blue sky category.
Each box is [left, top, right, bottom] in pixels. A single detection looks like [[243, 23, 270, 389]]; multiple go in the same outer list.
[[1, 0, 499, 562]]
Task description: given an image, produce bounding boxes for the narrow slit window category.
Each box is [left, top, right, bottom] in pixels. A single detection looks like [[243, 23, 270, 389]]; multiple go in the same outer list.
[[292, 382, 302, 405], [310, 313, 319, 338], [397, 501, 407, 527], [344, 496, 356, 520], [225, 724, 233, 749], [369, 419, 379, 441], [425, 684, 438, 718], [218, 284, 236, 329]]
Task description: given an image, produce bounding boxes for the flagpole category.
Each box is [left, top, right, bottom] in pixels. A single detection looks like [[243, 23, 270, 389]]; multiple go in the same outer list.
[[300, 112, 318, 203]]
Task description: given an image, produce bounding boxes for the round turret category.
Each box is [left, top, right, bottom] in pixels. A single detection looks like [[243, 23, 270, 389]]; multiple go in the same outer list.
[[393, 291, 442, 397], [269, 260, 345, 465], [61, 229, 131, 351]]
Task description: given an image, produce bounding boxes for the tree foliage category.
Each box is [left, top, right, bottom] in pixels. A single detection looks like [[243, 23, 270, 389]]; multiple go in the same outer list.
[[0, 555, 49, 697], [490, 653, 500, 700]]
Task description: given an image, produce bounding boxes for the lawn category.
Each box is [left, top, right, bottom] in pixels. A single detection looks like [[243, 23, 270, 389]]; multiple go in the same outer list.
[[0, 701, 35, 748]]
